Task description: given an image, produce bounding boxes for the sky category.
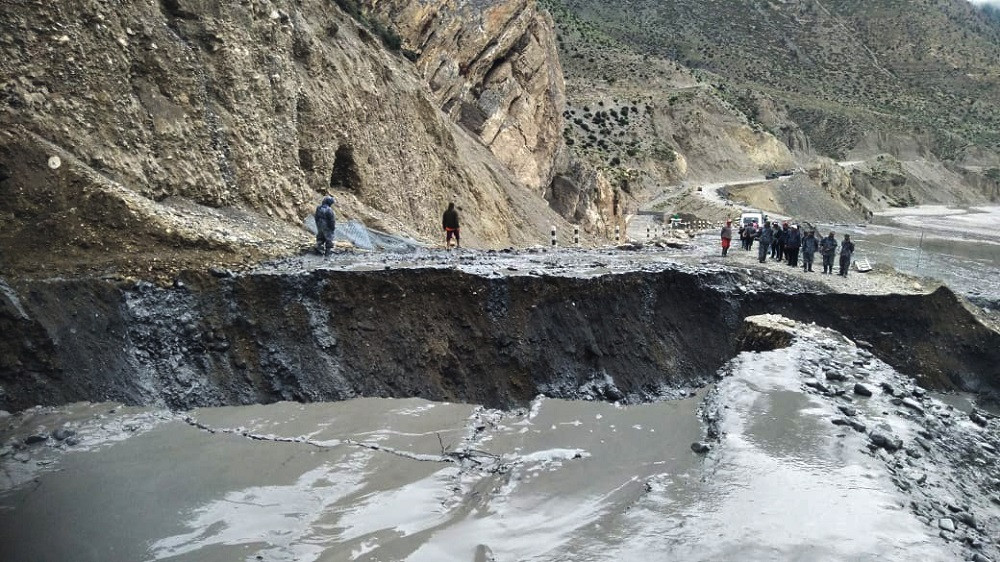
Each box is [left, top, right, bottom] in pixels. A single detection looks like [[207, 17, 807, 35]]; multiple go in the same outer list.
[[968, 0, 1000, 7]]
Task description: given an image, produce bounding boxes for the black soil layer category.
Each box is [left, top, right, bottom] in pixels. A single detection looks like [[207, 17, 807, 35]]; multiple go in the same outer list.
[[2, 264, 998, 412]]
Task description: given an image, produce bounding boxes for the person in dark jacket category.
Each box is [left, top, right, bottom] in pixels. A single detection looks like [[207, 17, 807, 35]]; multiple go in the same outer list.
[[442, 202, 461, 248], [758, 223, 773, 263], [720, 220, 733, 256], [839, 234, 855, 276], [314, 195, 336, 256], [784, 225, 801, 267], [801, 230, 819, 272], [770, 223, 782, 260], [777, 223, 789, 261], [745, 223, 757, 251], [819, 232, 838, 274]]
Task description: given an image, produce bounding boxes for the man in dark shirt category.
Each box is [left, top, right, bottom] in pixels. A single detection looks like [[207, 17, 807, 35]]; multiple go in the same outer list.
[[758, 223, 773, 263], [443, 202, 460, 249], [784, 225, 801, 267], [770, 223, 782, 260]]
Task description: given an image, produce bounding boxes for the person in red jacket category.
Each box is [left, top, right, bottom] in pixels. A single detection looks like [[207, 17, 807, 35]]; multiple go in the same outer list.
[[720, 220, 733, 256]]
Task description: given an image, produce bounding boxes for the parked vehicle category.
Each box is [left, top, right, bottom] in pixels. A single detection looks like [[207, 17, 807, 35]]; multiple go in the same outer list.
[[764, 170, 794, 180], [740, 209, 767, 227]]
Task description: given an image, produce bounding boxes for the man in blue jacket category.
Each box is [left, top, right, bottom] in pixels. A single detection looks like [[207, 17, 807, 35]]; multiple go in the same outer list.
[[801, 230, 819, 272]]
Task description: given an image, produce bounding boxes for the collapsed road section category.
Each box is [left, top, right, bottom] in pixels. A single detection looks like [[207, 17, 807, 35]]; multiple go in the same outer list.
[[2, 314, 999, 561], [1, 258, 998, 413]]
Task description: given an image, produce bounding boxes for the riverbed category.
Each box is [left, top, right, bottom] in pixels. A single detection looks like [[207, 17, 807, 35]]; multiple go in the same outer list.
[[3, 315, 992, 561]]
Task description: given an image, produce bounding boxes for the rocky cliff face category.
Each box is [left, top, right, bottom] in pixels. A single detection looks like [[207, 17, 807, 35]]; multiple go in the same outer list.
[[545, 158, 621, 234], [0, 0, 572, 277], [807, 159, 871, 215], [845, 154, 997, 211], [362, 0, 566, 194]]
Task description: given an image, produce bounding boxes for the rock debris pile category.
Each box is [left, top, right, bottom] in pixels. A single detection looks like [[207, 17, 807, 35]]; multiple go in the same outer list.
[[701, 314, 1000, 562]]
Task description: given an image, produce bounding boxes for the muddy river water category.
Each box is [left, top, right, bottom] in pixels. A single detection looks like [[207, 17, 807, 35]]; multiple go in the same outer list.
[[699, 205, 1000, 301], [848, 206, 1000, 301], [2, 316, 977, 561]]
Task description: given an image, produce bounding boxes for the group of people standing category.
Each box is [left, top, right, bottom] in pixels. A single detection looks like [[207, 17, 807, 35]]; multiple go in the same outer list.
[[317, 195, 859, 276], [721, 220, 856, 276]]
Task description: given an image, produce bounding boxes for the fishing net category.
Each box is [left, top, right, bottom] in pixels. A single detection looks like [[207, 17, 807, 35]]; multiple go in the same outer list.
[[303, 216, 424, 253]]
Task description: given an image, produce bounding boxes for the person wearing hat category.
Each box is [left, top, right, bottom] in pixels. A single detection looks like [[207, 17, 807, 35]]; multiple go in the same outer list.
[[720, 220, 733, 256], [801, 230, 819, 272], [314, 195, 336, 256], [784, 224, 801, 267], [839, 234, 856, 276], [819, 231, 838, 274]]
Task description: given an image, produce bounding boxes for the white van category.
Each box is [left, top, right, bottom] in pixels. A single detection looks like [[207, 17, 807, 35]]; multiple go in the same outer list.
[[739, 209, 767, 228]]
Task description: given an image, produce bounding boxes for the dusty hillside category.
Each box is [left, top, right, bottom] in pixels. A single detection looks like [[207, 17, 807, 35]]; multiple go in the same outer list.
[[551, 4, 798, 176], [549, 0, 1000, 164], [359, 0, 635, 236], [0, 0, 577, 277], [534, 0, 802, 223], [536, 0, 1000, 224]]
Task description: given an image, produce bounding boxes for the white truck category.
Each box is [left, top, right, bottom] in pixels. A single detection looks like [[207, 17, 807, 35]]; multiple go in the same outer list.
[[739, 209, 767, 228]]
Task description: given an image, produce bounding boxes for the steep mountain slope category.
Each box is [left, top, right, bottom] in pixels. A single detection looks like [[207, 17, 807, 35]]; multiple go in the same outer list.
[[535, 0, 1000, 223], [548, 0, 1000, 163], [0, 0, 573, 277], [536, 0, 805, 222]]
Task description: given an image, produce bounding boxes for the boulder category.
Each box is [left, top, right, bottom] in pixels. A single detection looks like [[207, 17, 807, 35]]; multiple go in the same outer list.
[[853, 383, 873, 397], [690, 442, 711, 454], [869, 428, 903, 452]]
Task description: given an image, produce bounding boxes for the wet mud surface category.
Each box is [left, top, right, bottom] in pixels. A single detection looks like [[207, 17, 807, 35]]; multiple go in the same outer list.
[[2, 316, 998, 561]]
